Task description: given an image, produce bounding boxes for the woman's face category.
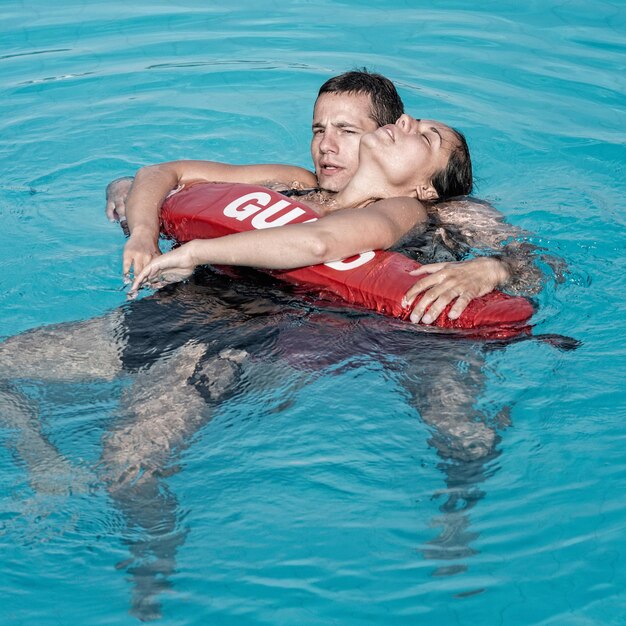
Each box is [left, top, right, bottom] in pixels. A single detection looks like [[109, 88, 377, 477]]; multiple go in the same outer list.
[[358, 115, 459, 199]]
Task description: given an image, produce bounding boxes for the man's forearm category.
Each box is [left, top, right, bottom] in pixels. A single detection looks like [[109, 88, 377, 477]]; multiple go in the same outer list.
[[492, 239, 568, 296], [125, 165, 179, 241], [492, 247, 542, 296], [434, 198, 566, 297]]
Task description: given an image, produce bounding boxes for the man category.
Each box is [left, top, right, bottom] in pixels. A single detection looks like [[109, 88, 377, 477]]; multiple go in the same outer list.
[[105, 70, 549, 324], [0, 72, 551, 618]]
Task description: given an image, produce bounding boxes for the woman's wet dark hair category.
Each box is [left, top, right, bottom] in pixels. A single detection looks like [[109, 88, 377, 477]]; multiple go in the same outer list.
[[317, 68, 404, 127], [431, 128, 473, 201]]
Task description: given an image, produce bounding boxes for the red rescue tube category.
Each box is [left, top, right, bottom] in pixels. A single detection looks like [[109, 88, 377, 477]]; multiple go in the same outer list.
[[161, 183, 534, 338]]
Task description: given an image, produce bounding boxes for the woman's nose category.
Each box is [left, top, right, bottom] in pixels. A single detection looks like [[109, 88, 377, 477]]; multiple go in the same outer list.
[[395, 114, 418, 130]]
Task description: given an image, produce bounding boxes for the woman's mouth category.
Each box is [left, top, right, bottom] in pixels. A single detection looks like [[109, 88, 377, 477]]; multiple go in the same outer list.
[[382, 125, 395, 141]]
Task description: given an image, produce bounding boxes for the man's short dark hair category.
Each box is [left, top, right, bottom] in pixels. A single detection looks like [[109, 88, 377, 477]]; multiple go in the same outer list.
[[317, 69, 404, 127]]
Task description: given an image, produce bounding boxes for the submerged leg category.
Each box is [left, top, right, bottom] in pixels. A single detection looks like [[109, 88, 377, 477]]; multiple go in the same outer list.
[[114, 475, 188, 622], [399, 339, 507, 578], [402, 342, 499, 463], [0, 311, 127, 497], [0, 310, 126, 382], [100, 341, 246, 621], [421, 455, 497, 579], [0, 384, 93, 496], [101, 343, 246, 488]]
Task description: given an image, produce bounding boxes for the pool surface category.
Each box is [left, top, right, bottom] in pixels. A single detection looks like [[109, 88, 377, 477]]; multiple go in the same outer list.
[[2, 1, 626, 624]]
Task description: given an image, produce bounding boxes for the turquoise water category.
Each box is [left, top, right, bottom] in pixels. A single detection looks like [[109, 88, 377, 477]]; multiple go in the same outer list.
[[2, 1, 626, 624]]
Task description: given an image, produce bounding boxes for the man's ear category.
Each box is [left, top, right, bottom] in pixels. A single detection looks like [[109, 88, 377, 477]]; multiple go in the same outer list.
[[416, 184, 438, 202]]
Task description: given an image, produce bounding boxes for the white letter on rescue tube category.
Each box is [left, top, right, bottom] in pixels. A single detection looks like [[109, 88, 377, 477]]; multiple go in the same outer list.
[[325, 251, 376, 271], [223, 193, 307, 229], [223, 192, 271, 221], [251, 201, 307, 229]]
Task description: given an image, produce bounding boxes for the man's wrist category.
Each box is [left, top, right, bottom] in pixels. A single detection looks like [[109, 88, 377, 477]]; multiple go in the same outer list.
[[128, 224, 159, 245]]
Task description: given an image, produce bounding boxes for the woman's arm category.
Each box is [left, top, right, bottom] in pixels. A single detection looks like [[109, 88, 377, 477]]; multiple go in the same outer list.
[[129, 197, 427, 295], [122, 161, 317, 278]]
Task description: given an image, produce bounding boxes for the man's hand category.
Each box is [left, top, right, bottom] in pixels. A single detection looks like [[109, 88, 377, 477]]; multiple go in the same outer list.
[[128, 242, 198, 297], [403, 257, 510, 324], [123, 231, 162, 283], [105, 176, 134, 223]]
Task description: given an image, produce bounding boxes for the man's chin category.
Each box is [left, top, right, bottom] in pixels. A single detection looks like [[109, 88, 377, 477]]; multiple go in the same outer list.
[[317, 174, 348, 193]]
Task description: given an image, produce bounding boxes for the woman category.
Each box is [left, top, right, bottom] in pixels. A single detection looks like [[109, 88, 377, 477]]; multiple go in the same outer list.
[[1, 115, 474, 495], [0, 114, 474, 617], [124, 114, 473, 296]]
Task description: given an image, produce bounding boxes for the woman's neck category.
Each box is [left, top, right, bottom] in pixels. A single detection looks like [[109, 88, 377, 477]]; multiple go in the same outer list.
[[333, 172, 384, 210], [294, 172, 399, 214]]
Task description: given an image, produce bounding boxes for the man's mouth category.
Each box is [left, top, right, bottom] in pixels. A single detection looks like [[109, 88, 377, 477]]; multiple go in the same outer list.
[[320, 163, 342, 175]]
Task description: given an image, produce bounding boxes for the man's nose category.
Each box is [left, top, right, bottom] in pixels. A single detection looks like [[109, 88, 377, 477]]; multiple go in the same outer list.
[[319, 130, 338, 153]]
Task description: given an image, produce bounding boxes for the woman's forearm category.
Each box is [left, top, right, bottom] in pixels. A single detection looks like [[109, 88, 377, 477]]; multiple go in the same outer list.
[[189, 198, 424, 270], [188, 223, 334, 270], [129, 197, 427, 295], [128, 223, 332, 296]]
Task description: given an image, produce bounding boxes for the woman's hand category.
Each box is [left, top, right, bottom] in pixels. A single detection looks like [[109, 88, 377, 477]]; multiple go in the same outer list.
[[128, 241, 199, 297], [402, 257, 510, 324]]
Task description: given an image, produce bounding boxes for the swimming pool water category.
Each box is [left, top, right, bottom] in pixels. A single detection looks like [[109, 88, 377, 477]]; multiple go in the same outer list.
[[1, 1, 626, 624]]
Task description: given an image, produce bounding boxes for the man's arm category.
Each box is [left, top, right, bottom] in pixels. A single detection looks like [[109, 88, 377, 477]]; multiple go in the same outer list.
[[121, 160, 318, 278], [433, 198, 549, 292], [404, 198, 566, 324]]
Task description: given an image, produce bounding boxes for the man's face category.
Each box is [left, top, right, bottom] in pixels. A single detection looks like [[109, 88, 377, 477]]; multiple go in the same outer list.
[[311, 92, 379, 192]]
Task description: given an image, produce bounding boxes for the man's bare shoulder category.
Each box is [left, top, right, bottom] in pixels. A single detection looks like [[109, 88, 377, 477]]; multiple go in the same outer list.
[[431, 196, 532, 246], [433, 196, 506, 228]]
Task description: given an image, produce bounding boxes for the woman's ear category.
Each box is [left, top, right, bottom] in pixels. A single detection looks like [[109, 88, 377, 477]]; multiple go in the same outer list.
[[416, 184, 438, 201]]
